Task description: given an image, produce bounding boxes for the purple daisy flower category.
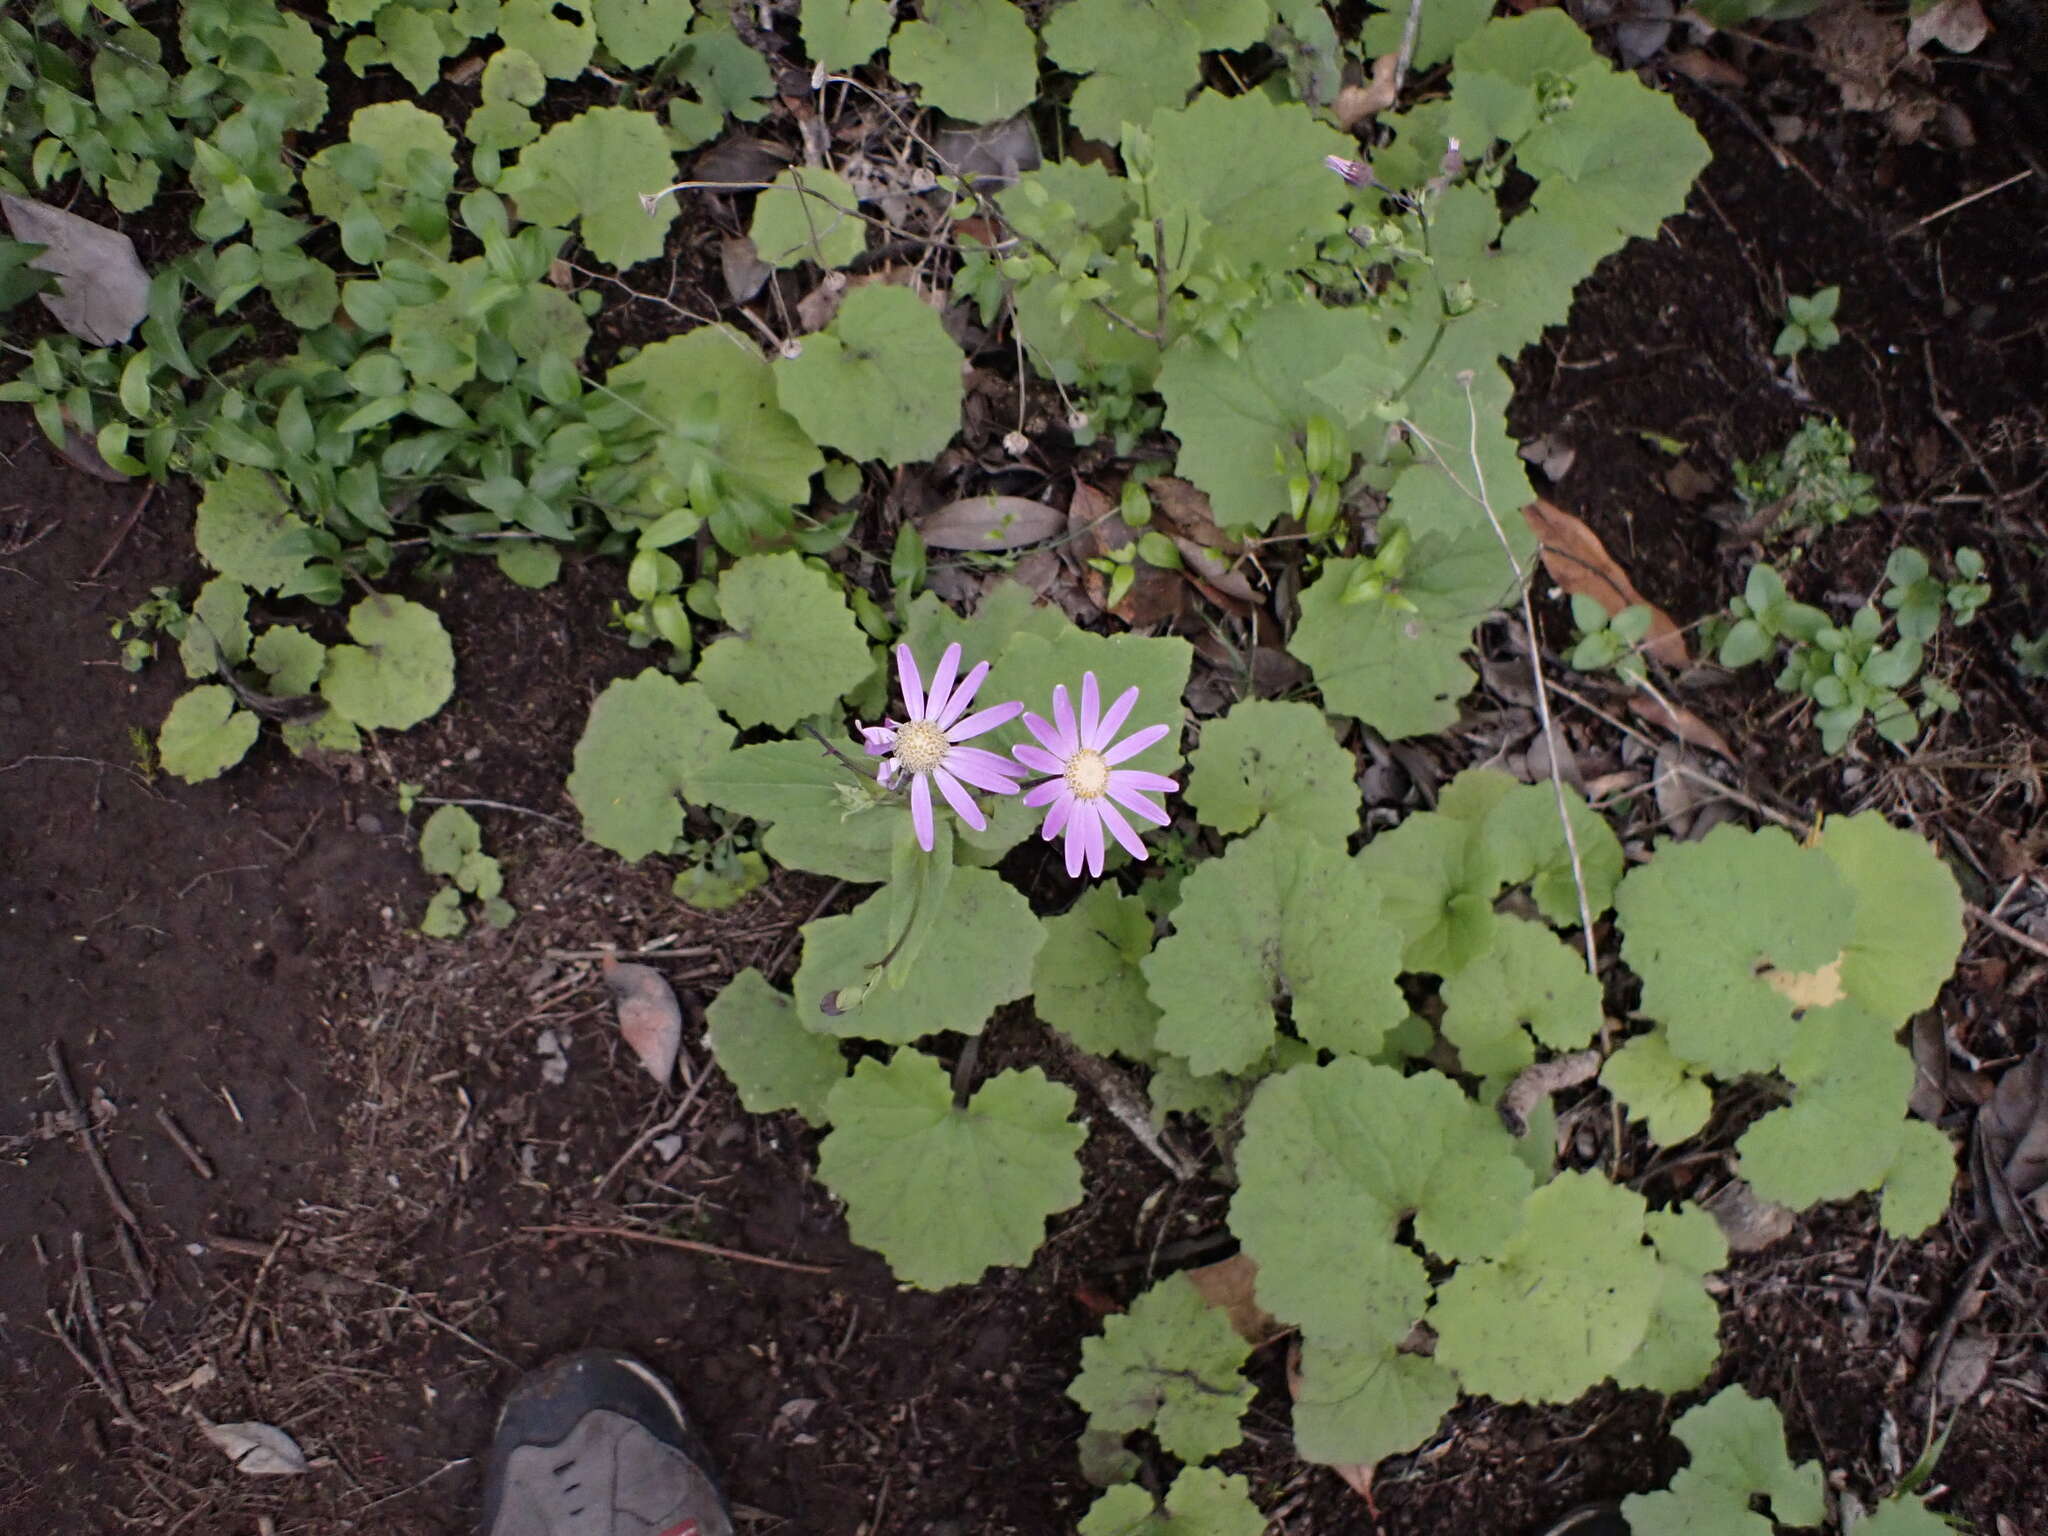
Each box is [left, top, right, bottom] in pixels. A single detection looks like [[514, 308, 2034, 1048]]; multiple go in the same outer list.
[[860, 642, 1024, 852], [1012, 673, 1178, 879]]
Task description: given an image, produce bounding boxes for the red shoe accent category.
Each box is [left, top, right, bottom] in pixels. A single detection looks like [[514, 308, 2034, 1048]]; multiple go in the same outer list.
[[656, 1524, 700, 1536]]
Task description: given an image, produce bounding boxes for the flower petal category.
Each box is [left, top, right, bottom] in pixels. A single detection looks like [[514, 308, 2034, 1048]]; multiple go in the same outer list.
[[1084, 800, 1106, 877], [1011, 742, 1064, 775], [932, 767, 986, 831], [1023, 710, 1065, 755], [1063, 804, 1090, 877], [895, 644, 925, 718], [1108, 768, 1178, 794], [947, 699, 1022, 742], [1096, 796, 1149, 862], [910, 771, 935, 851], [1103, 721, 1170, 765], [877, 759, 898, 789], [1079, 672, 1100, 746], [1091, 685, 1140, 750], [1044, 789, 1075, 841], [924, 643, 962, 722], [945, 746, 1023, 795], [937, 659, 990, 728], [1107, 778, 1170, 827], [1024, 779, 1066, 808], [1051, 684, 1080, 756]]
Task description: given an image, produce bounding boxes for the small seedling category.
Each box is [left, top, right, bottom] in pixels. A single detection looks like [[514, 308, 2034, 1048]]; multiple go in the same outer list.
[[1773, 285, 1841, 358], [1734, 417, 1879, 530], [110, 587, 189, 672], [417, 805, 515, 937]]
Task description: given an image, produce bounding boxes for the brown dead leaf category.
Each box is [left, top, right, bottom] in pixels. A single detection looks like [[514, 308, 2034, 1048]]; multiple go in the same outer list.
[[919, 494, 1065, 552], [1628, 693, 1735, 760], [1667, 48, 1748, 88], [1705, 1179, 1796, 1254], [1663, 459, 1718, 503], [1935, 1333, 1996, 1407], [1286, 1341, 1376, 1503], [1146, 476, 1236, 550], [1182, 1254, 1284, 1347], [1972, 1043, 2048, 1243], [601, 955, 683, 1085], [1, 193, 150, 345], [1067, 483, 1184, 627], [1334, 54, 1400, 129], [796, 270, 849, 333], [720, 235, 773, 304], [1522, 498, 1687, 666]]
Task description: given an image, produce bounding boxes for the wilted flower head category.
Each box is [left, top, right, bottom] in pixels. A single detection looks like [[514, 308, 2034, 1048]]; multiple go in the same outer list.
[[1012, 673, 1177, 878], [860, 642, 1023, 852]]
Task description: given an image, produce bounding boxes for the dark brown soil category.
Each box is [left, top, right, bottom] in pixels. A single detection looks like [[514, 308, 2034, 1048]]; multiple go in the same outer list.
[[5, 21, 2048, 1536]]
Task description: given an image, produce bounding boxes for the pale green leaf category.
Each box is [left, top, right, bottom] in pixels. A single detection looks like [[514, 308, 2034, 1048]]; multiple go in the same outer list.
[[695, 552, 874, 730], [250, 626, 325, 696], [1440, 916, 1602, 1076], [705, 967, 845, 1125], [1353, 809, 1497, 975], [677, 5, 774, 120], [816, 1050, 1084, 1288], [674, 849, 769, 910], [1430, 1171, 1660, 1403], [1621, 1388, 1825, 1536], [497, 0, 593, 76], [693, 735, 898, 883], [1880, 1118, 1959, 1239], [1814, 811, 1964, 1023], [1855, 1499, 1962, 1536], [467, 47, 545, 151], [1292, 1335, 1459, 1469], [1144, 825, 1406, 1074], [1183, 699, 1357, 843], [802, 0, 894, 70], [749, 166, 867, 270], [774, 285, 965, 464], [889, 0, 1038, 124], [1079, 1468, 1266, 1536], [179, 576, 251, 681], [1442, 771, 1623, 925], [591, 0, 690, 70], [1614, 824, 1855, 1079], [159, 686, 260, 783], [419, 805, 482, 878], [1033, 886, 1159, 1060], [194, 467, 314, 592], [1042, 0, 1270, 141], [301, 103, 458, 262], [1069, 1279, 1252, 1463], [1601, 1029, 1712, 1145], [420, 885, 468, 938], [565, 670, 734, 860], [1611, 1208, 1727, 1396], [318, 595, 455, 732], [1144, 92, 1352, 276], [501, 107, 677, 268], [793, 867, 1042, 1043], [609, 326, 822, 518], [1361, 0, 1493, 69]]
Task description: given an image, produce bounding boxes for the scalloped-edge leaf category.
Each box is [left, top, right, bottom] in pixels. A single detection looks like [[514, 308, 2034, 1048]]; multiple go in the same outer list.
[[695, 552, 875, 730], [159, 686, 260, 783], [1068, 1278, 1253, 1463], [566, 670, 735, 861], [705, 968, 846, 1125]]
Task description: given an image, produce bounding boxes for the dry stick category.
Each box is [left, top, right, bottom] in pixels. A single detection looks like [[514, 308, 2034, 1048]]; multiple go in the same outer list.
[[1058, 1041, 1198, 1182], [415, 795, 574, 830], [229, 1228, 292, 1358], [69, 1232, 137, 1427], [1967, 904, 2048, 965], [153, 1106, 215, 1181], [1891, 168, 2034, 240], [46, 1042, 149, 1293], [1391, 0, 1427, 97], [85, 485, 155, 580], [44, 1308, 147, 1436], [1911, 1235, 2008, 1401], [591, 1072, 716, 1200], [526, 1224, 834, 1277], [544, 945, 717, 963]]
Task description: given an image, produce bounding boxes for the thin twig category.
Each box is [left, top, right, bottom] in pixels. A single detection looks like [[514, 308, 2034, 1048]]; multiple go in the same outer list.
[[591, 1073, 715, 1200], [229, 1228, 292, 1357], [544, 945, 717, 963], [46, 1042, 142, 1232], [371, 1285, 517, 1369], [44, 1308, 147, 1435], [85, 485, 154, 580], [1911, 1235, 2007, 1400], [153, 1106, 215, 1180], [70, 1233, 137, 1424], [1891, 168, 2034, 239], [416, 796, 574, 829], [1391, 0, 1426, 98], [527, 1224, 834, 1276], [1967, 905, 2048, 964]]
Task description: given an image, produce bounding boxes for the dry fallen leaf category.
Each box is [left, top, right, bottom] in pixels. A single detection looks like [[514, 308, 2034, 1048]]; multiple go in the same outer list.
[[601, 956, 683, 1085], [1908, 0, 1989, 54], [719, 235, 773, 304], [919, 494, 1065, 551], [1667, 48, 1748, 88], [1628, 693, 1735, 760], [1182, 1253, 1284, 1347], [1972, 1043, 2048, 1242], [1705, 1179, 1796, 1254], [1522, 499, 1687, 666], [1935, 1333, 1996, 1407], [1, 193, 150, 346], [199, 1418, 309, 1476]]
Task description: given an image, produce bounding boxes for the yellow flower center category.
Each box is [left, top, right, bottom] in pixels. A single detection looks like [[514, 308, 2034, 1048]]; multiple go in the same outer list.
[[1065, 747, 1110, 800], [895, 719, 950, 774]]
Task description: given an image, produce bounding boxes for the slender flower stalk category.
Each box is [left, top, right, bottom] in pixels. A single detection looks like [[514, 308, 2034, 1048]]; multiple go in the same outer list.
[[859, 642, 1023, 852], [1011, 673, 1177, 878]]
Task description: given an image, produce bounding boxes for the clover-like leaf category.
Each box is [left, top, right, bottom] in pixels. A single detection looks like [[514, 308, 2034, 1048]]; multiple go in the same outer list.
[[467, 47, 546, 151], [318, 595, 455, 732], [1430, 1171, 1660, 1404], [159, 686, 260, 784], [816, 1050, 1084, 1289], [250, 626, 326, 697], [194, 467, 315, 593], [888, 0, 1038, 124], [695, 552, 874, 730], [1233, 1059, 1531, 1346], [750, 166, 866, 270], [1440, 916, 1602, 1076], [501, 107, 677, 268], [419, 805, 484, 880], [705, 968, 846, 1126], [1145, 825, 1406, 1075], [566, 670, 734, 860], [180, 576, 252, 681], [1620, 1388, 1825, 1536], [793, 866, 1042, 1043], [775, 285, 964, 464], [1042, 0, 1270, 141], [1354, 808, 1497, 975], [1184, 699, 1358, 844], [302, 103, 457, 263], [1069, 1279, 1253, 1463], [1033, 886, 1158, 1060], [802, 0, 895, 69], [1615, 824, 1854, 1079], [1079, 1468, 1266, 1536]]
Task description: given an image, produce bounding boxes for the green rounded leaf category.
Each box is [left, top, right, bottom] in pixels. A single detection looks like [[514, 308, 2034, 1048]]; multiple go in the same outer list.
[[888, 0, 1038, 124], [774, 285, 965, 465], [695, 552, 875, 730], [1032, 886, 1159, 1060], [802, 0, 895, 69], [705, 968, 846, 1126], [501, 107, 677, 268], [816, 1050, 1085, 1289], [159, 686, 260, 784], [318, 595, 456, 732], [1184, 698, 1358, 843], [194, 467, 315, 593], [1813, 811, 1963, 1023], [1069, 1279, 1252, 1463], [566, 670, 734, 860], [750, 166, 866, 270]]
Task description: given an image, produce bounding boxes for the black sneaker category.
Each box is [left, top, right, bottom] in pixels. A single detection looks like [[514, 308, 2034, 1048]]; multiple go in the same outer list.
[[479, 1349, 734, 1536], [1534, 1504, 1630, 1536]]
